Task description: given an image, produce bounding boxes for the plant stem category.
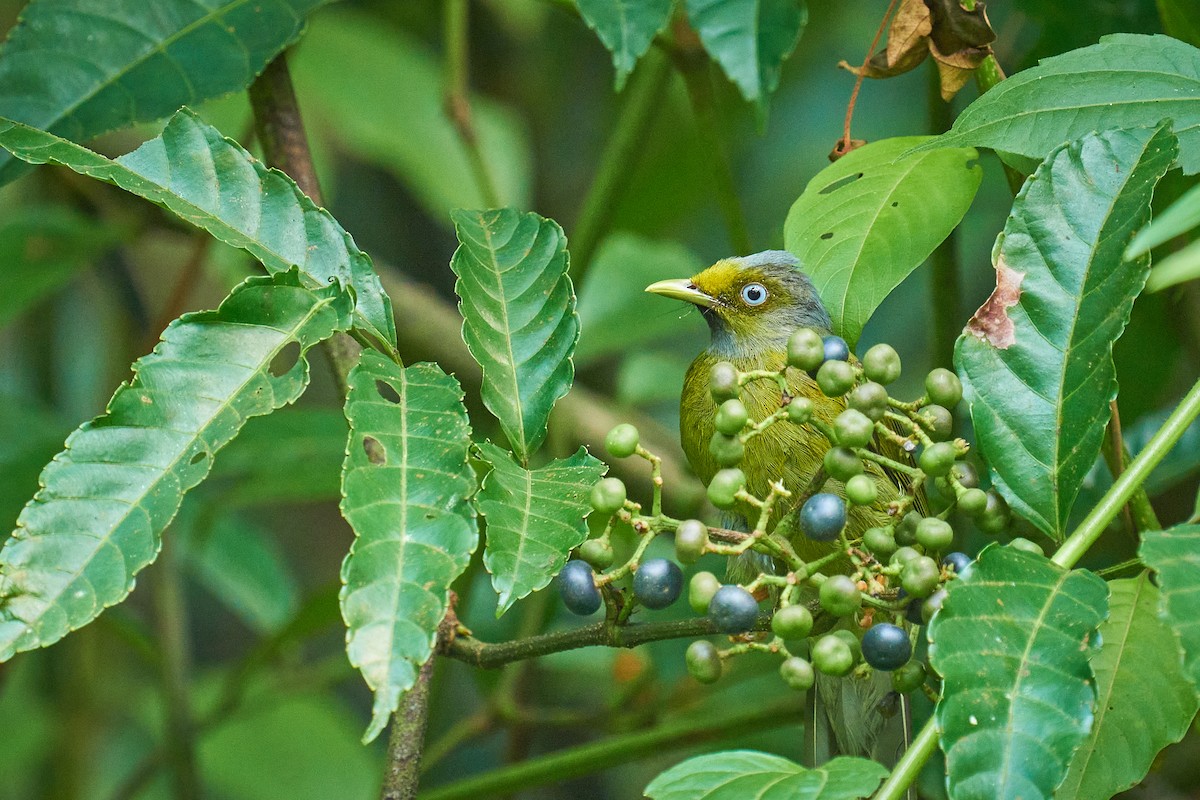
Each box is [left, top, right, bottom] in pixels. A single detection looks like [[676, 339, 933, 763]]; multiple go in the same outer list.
[[928, 62, 960, 368], [570, 47, 672, 281], [152, 544, 200, 800], [419, 702, 802, 800], [1101, 401, 1162, 534], [971, 53, 1024, 195], [840, 0, 900, 153], [380, 658, 437, 800], [873, 717, 939, 800], [443, 0, 500, 208]]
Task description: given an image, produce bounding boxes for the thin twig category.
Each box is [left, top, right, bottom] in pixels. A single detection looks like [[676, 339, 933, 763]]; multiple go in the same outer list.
[[840, 0, 900, 153], [152, 544, 200, 800], [443, 0, 500, 208]]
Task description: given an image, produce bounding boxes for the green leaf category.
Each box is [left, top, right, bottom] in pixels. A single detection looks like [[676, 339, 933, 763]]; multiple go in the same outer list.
[[0, 0, 331, 184], [910, 34, 1200, 174], [1059, 573, 1198, 800], [575, 233, 706, 365], [474, 441, 605, 617], [0, 109, 396, 350], [1128, 181, 1200, 258], [450, 208, 578, 464], [684, 0, 808, 105], [576, 0, 674, 91], [1146, 238, 1200, 292], [1139, 524, 1200, 690], [954, 125, 1177, 540], [1158, 0, 1200, 48], [928, 545, 1109, 800], [289, 9, 531, 219], [784, 136, 982, 346], [0, 269, 354, 661], [339, 352, 477, 743], [644, 751, 887, 799]]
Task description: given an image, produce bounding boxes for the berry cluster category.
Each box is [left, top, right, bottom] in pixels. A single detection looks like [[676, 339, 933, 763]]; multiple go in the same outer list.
[[558, 328, 1021, 695]]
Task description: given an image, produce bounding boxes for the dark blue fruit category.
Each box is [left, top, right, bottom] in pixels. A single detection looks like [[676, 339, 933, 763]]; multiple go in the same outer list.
[[558, 560, 601, 615], [800, 493, 847, 541], [822, 335, 851, 363], [708, 585, 760, 633], [862, 623, 912, 671], [633, 558, 684, 609], [942, 551, 972, 575]]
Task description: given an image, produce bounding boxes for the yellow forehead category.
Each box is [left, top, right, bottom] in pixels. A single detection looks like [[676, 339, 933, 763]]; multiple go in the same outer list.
[[691, 260, 763, 297]]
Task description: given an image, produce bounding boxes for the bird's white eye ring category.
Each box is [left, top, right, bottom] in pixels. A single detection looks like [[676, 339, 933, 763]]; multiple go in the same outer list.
[[740, 282, 768, 306]]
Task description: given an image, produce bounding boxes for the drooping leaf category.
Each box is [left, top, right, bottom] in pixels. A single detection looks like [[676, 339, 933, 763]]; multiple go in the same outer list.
[[928, 545, 1109, 800], [684, 0, 808, 106], [1145, 239, 1200, 292], [0, 269, 354, 661], [290, 10, 531, 219], [0, 0, 331, 185], [576, 0, 674, 91], [1059, 573, 1198, 800], [339, 352, 476, 743], [955, 125, 1177, 540], [474, 441, 605, 617], [0, 109, 396, 350], [1139, 524, 1200, 690], [909, 34, 1200, 174], [450, 208, 578, 464], [784, 136, 981, 346], [1128, 181, 1200, 258], [644, 751, 887, 800]]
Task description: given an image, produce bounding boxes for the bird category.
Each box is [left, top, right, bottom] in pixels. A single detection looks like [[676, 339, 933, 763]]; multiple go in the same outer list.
[[646, 250, 912, 766]]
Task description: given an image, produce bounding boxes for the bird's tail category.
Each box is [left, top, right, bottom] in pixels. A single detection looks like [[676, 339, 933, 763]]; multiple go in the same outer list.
[[805, 668, 911, 771]]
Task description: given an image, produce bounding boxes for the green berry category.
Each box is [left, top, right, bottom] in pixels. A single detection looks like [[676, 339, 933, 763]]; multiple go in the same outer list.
[[780, 657, 815, 691], [926, 368, 963, 407], [816, 360, 856, 397], [948, 461, 979, 489], [824, 446, 864, 481], [771, 605, 814, 640], [832, 629, 863, 664], [604, 423, 640, 458], [863, 526, 898, 558], [891, 661, 926, 693], [811, 634, 855, 676], [846, 474, 878, 506], [835, 409, 875, 448], [919, 442, 957, 478], [709, 431, 745, 467], [1008, 537, 1045, 557], [978, 490, 1013, 535], [686, 640, 722, 684], [917, 405, 954, 442], [890, 546, 922, 567], [894, 511, 922, 546], [707, 468, 746, 509], [715, 399, 749, 435], [590, 477, 627, 515], [578, 538, 614, 570], [787, 397, 814, 424], [710, 361, 739, 401], [674, 519, 709, 564], [958, 487, 988, 516], [787, 328, 826, 371], [915, 517, 954, 552], [901, 556, 941, 598], [819, 574, 862, 617], [862, 343, 902, 384], [921, 588, 949, 623], [848, 381, 889, 422], [689, 571, 722, 614]]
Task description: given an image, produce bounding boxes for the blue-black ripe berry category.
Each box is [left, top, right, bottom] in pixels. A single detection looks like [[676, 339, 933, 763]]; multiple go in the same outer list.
[[862, 623, 912, 671], [942, 551, 972, 575], [800, 493, 846, 541], [558, 560, 601, 615], [633, 558, 684, 610], [708, 585, 759, 633]]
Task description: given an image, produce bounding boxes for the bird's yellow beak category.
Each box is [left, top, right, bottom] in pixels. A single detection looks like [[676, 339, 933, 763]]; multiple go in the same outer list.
[[645, 279, 718, 309]]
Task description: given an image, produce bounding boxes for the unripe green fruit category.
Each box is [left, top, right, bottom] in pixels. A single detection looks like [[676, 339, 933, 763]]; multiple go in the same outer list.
[[832, 629, 863, 664], [958, 487, 988, 516], [812, 634, 855, 676], [715, 399, 749, 435], [917, 404, 954, 442], [787, 397, 814, 424], [707, 468, 746, 509], [846, 474, 878, 506], [901, 556, 941, 598], [1008, 537, 1045, 557], [604, 423, 640, 458], [948, 461, 979, 489], [689, 571, 721, 614], [824, 446, 864, 481], [578, 538, 614, 570], [780, 657, 815, 691], [891, 661, 926, 693], [709, 432, 744, 467], [915, 517, 954, 552], [709, 361, 739, 401], [919, 442, 957, 477], [921, 588, 948, 623], [978, 490, 1013, 535], [894, 511, 922, 547], [890, 546, 922, 567], [926, 368, 963, 407], [674, 519, 709, 564], [787, 328, 826, 371], [835, 409, 875, 448], [819, 574, 862, 617], [848, 381, 889, 422], [771, 605, 814, 640], [686, 640, 722, 684], [590, 478, 627, 515], [863, 526, 898, 558], [862, 343, 902, 384], [816, 360, 856, 397]]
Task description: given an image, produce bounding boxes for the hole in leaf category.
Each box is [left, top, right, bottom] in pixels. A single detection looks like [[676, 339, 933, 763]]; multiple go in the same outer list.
[[362, 436, 385, 465], [376, 381, 402, 404], [817, 173, 863, 195], [820, 232, 834, 240], [189, 451, 208, 466], [891, 201, 899, 207], [269, 341, 301, 377]]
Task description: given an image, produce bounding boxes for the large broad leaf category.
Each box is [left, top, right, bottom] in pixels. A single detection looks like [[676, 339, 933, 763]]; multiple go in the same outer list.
[[339, 352, 476, 744], [644, 751, 887, 799], [784, 136, 981, 346], [1059, 573, 1198, 800], [955, 125, 1177, 540], [0, 269, 353, 661], [474, 441, 605, 617], [910, 34, 1200, 174], [928, 545, 1109, 800], [0, 0, 331, 184], [0, 109, 396, 350], [684, 0, 808, 106], [1139, 524, 1200, 690], [576, 0, 674, 91], [451, 208, 578, 464], [290, 10, 530, 219]]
